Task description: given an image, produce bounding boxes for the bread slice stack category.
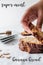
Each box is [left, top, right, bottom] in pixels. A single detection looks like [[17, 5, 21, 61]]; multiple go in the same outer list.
[[19, 37, 43, 53]]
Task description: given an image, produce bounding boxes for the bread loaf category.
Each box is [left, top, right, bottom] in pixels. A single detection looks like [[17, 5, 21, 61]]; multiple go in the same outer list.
[[19, 37, 43, 53]]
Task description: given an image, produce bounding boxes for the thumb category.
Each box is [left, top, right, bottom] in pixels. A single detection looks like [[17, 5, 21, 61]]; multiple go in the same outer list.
[[37, 9, 43, 30]]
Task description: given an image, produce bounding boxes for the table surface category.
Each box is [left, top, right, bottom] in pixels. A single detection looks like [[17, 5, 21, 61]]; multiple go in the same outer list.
[[0, 34, 30, 65], [0, 34, 43, 65]]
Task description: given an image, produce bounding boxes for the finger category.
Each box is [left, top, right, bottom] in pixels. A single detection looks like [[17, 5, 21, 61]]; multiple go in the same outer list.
[[37, 9, 43, 30], [22, 24, 33, 34], [21, 5, 38, 33]]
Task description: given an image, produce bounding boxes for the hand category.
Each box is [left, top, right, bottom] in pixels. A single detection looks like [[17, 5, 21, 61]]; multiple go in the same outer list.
[[21, 0, 43, 34]]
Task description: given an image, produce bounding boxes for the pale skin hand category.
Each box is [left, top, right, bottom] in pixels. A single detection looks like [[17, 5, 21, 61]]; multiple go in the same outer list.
[[21, 0, 43, 34]]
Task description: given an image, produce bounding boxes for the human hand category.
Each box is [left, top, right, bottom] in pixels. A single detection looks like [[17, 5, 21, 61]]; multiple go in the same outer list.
[[21, 0, 43, 34]]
